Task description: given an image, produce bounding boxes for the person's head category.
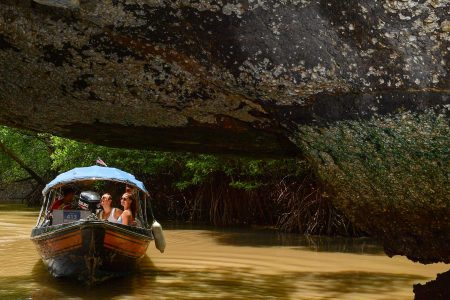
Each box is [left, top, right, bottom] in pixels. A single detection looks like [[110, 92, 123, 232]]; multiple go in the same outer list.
[[120, 192, 136, 217], [101, 193, 112, 209], [125, 185, 135, 194], [62, 186, 75, 202]]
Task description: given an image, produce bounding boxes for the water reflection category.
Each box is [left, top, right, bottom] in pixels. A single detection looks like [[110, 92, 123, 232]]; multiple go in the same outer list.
[[220, 231, 383, 254], [166, 223, 384, 255]]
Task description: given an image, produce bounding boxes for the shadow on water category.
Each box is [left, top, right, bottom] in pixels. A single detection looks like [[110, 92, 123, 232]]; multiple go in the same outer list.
[[0, 258, 428, 299], [196, 227, 384, 255], [121, 270, 426, 299], [311, 271, 428, 297], [30, 258, 155, 299]]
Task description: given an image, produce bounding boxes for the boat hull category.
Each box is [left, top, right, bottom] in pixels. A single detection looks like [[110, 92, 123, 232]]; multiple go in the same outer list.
[[31, 221, 153, 282]]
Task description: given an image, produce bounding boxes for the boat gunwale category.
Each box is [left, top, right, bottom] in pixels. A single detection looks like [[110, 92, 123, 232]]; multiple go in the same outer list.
[[30, 220, 153, 242]]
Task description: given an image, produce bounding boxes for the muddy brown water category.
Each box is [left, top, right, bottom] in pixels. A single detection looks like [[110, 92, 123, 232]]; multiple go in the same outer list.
[[0, 206, 447, 299]]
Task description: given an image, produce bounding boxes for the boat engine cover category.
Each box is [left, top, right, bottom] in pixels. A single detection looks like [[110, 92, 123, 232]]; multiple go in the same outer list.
[[78, 191, 101, 213]]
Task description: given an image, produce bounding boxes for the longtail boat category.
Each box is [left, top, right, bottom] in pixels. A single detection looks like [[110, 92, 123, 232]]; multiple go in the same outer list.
[[31, 165, 165, 283]]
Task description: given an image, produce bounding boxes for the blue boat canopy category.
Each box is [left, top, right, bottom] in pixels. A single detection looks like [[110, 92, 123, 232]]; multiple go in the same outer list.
[[42, 165, 148, 195]]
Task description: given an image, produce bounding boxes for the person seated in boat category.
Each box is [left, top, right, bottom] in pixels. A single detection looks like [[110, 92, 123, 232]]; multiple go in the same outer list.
[[117, 192, 136, 226], [98, 193, 122, 222], [50, 186, 76, 211], [125, 184, 137, 195]]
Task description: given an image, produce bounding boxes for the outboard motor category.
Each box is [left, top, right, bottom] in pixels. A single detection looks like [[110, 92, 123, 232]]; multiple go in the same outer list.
[[78, 191, 101, 213]]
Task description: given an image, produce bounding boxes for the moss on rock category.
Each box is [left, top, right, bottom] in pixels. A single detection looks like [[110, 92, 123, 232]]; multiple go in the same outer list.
[[295, 108, 449, 263]]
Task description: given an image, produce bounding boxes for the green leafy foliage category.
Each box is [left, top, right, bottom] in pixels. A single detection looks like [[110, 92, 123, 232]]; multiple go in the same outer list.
[[0, 131, 304, 194], [0, 126, 53, 182], [50, 136, 189, 176], [48, 136, 308, 192], [0, 126, 359, 235]]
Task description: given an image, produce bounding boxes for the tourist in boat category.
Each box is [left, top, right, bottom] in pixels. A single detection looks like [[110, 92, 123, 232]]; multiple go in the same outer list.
[[125, 185, 135, 194], [98, 193, 122, 222], [117, 192, 136, 225], [50, 186, 76, 210]]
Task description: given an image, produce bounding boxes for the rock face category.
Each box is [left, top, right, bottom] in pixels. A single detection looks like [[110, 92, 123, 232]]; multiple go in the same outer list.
[[414, 270, 450, 300], [0, 1, 448, 263]]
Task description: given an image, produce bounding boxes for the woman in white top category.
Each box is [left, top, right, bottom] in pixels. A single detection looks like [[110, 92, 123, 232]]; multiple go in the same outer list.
[[98, 193, 122, 222], [117, 192, 136, 225]]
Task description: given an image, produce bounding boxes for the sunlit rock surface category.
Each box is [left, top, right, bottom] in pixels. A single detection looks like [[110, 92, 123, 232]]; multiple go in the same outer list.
[[0, 1, 448, 263]]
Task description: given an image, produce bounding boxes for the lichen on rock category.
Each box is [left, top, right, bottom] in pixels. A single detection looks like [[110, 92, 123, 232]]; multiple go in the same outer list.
[[33, 0, 79, 9]]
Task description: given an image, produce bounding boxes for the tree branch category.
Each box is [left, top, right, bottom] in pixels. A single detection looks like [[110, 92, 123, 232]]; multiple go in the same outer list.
[[0, 140, 45, 185]]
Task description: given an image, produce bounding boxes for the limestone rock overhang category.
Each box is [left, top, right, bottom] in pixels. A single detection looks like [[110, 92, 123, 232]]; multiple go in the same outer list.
[[1, 0, 448, 154]]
